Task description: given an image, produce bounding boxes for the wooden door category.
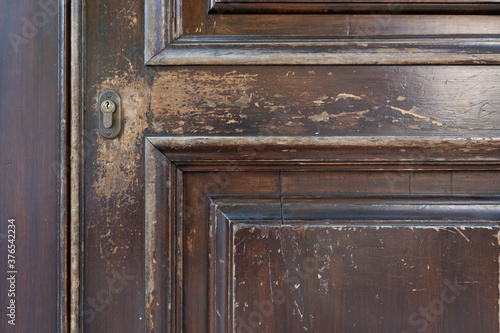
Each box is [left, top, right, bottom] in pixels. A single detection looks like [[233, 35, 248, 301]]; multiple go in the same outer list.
[[77, 0, 500, 332]]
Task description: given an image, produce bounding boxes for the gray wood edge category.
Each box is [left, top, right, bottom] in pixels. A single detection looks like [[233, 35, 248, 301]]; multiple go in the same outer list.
[[70, 0, 85, 331], [210, 195, 500, 223], [145, 141, 161, 333], [147, 136, 500, 164], [145, 0, 181, 63], [145, 35, 500, 65], [145, 140, 174, 333], [58, 0, 69, 332]]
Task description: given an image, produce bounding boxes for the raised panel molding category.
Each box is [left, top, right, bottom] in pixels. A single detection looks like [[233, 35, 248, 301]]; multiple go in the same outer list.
[[145, 136, 500, 332], [145, 0, 500, 65], [209, 195, 498, 332], [210, 0, 500, 15]]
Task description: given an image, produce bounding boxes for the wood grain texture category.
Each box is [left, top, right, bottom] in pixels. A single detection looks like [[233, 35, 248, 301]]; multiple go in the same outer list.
[[148, 66, 500, 136], [145, 0, 180, 61], [349, 14, 500, 35], [59, 0, 69, 331], [281, 196, 500, 222], [282, 171, 500, 195], [210, 197, 282, 333], [84, 1, 147, 332], [0, 0, 64, 332], [209, 195, 499, 332]]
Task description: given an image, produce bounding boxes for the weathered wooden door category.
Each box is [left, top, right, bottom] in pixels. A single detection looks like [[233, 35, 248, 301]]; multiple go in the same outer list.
[[78, 0, 500, 332]]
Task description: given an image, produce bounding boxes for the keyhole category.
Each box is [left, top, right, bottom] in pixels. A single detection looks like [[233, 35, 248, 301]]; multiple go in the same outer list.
[[101, 100, 116, 114], [100, 100, 116, 129], [98, 91, 120, 138]]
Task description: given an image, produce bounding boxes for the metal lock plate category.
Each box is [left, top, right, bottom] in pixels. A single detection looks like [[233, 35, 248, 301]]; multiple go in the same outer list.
[[98, 90, 121, 138]]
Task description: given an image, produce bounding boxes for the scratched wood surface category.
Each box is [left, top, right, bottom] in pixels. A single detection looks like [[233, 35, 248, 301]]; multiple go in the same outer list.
[[82, 0, 500, 332], [233, 225, 498, 333]]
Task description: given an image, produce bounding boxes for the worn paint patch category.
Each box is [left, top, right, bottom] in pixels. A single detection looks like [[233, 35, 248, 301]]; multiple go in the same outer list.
[[150, 70, 259, 134], [145, 67, 500, 136], [335, 93, 362, 101], [308, 111, 330, 122], [308, 110, 370, 123], [147, 68, 476, 135], [92, 74, 147, 207], [88, 71, 149, 273]]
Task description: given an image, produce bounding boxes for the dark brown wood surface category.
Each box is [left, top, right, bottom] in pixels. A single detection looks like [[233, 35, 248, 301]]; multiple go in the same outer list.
[[233, 225, 498, 333], [81, 1, 500, 332], [0, 0, 65, 332], [144, 138, 500, 333]]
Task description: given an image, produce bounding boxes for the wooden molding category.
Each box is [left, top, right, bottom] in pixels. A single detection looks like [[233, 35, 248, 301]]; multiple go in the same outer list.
[[148, 136, 500, 166], [210, 2, 500, 15], [209, 197, 282, 333], [145, 136, 500, 332], [145, 0, 181, 63], [209, 195, 498, 332], [145, 0, 500, 65]]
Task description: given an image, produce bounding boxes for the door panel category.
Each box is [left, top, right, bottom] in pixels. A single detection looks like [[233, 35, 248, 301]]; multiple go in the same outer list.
[[81, 0, 500, 332], [232, 225, 497, 333], [144, 137, 500, 332]]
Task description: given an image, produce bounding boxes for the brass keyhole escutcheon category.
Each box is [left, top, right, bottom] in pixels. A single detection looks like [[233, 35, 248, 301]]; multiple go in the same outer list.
[[98, 90, 121, 139]]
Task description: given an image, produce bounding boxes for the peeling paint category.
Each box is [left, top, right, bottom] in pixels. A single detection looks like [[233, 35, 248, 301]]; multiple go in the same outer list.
[[92, 73, 147, 207], [335, 93, 362, 101], [308, 112, 330, 123], [150, 70, 259, 134], [388, 105, 444, 126], [308, 110, 370, 123]]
